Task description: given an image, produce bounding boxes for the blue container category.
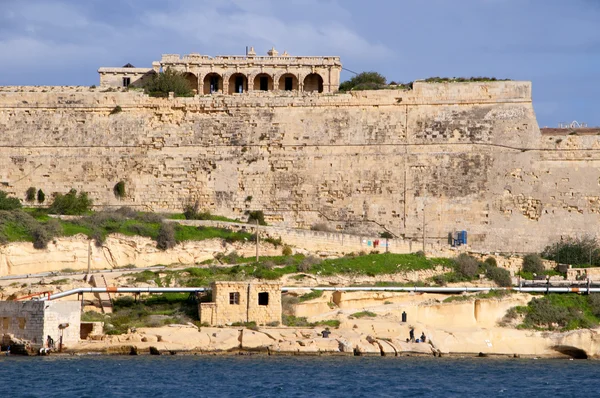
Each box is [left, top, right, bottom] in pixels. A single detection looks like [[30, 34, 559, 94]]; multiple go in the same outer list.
[[458, 230, 468, 245]]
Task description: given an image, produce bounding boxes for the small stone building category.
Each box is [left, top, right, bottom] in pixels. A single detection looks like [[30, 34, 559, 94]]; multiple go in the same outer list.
[[199, 281, 282, 326], [98, 47, 341, 94], [0, 301, 81, 348]]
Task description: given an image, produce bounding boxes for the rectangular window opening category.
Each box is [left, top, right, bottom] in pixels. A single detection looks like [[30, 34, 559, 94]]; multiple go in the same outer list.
[[258, 292, 269, 306], [229, 292, 240, 305], [284, 77, 293, 91], [123, 77, 131, 87], [260, 76, 269, 91]]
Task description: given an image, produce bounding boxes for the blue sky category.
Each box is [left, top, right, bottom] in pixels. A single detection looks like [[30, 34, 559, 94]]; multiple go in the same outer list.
[[0, 0, 598, 127]]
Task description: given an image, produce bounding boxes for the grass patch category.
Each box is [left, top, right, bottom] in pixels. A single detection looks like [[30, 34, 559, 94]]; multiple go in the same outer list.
[[517, 269, 565, 280], [174, 226, 253, 243], [309, 253, 451, 277], [350, 311, 377, 318], [49, 279, 70, 285], [282, 315, 340, 328], [81, 311, 108, 322], [315, 319, 340, 328], [127, 252, 458, 288], [298, 290, 324, 302], [444, 290, 514, 303]]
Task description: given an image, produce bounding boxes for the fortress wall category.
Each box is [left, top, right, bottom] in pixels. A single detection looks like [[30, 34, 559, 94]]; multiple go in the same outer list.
[[0, 81, 598, 252]]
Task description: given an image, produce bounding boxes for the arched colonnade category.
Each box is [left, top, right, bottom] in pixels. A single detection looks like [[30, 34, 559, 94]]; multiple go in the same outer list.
[[182, 71, 325, 94]]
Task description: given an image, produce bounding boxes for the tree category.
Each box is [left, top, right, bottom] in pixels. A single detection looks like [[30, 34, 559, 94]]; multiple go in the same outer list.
[[380, 231, 393, 253], [49, 189, 93, 215], [143, 68, 194, 98], [455, 253, 479, 278], [26, 187, 37, 202], [0, 191, 22, 210], [522, 254, 544, 274], [156, 222, 176, 250], [339, 71, 387, 91], [37, 189, 46, 203]]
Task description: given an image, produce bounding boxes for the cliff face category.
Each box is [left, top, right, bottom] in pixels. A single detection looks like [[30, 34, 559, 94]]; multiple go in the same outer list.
[[0, 82, 596, 252]]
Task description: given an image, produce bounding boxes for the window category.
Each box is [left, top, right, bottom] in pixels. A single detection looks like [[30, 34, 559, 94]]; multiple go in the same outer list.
[[259, 76, 269, 91], [229, 292, 240, 305], [284, 77, 293, 91], [123, 77, 131, 87], [258, 292, 269, 306]]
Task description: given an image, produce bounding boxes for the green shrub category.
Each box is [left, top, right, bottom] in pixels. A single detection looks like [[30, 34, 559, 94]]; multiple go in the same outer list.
[[423, 77, 510, 83], [455, 253, 480, 278], [588, 294, 600, 317], [37, 189, 45, 203], [486, 266, 512, 287], [339, 72, 386, 91], [518, 294, 599, 331], [351, 311, 377, 318], [282, 245, 292, 256], [222, 251, 240, 264], [542, 236, 599, 266], [156, 223, 176, 250], [522, 254, 544, 274], [26, 187, 37, 202], [247, 210, 266, 225], [0, 191, 22, 210], [484, 257, 497, 267], [282, 315, 312, 327], [297, 255, 321, 272], [315, 319, 340, 328], [113, 181, 126, 199], [49, 189, 92, 215], [380, 231, 394, 239], [109, 105, 122, 115], [143, 69, 194, 98]]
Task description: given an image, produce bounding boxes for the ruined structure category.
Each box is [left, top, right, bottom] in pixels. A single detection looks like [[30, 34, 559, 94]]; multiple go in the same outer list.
[[199, 281, 282, 326], [0, 301, 81, 348], [98, 47, 341, 94], [1, 55, 600, 253]]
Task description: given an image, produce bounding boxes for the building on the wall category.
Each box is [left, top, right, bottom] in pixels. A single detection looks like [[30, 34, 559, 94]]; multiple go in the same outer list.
[[97, 63, 157, 89], [0, 301, 81, 348], [98, 47, 342, 94], [199, 281, 282, 326]]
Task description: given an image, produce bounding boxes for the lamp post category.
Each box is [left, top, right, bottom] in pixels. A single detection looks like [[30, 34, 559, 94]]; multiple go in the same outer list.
[[58, 323, 69, 352]]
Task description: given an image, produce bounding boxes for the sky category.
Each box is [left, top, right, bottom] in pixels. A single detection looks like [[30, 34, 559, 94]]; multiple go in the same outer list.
[[0, 0, 598, 127]]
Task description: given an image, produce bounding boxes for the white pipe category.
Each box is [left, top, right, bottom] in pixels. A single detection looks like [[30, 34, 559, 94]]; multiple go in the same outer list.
[[38, 285, 600, 301], [282, 286, 600, 294], [41, 287, 206, 301]]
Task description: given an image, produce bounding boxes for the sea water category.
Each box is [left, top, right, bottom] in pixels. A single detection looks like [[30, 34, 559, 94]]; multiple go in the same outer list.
[[0, 355, 598, 397]]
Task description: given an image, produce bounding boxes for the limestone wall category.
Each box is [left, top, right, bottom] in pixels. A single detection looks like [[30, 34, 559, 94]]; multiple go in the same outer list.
[[0, 301, 45, 344], [0, 300, 80, 347], [0, 81, 597, 252], [0, 234, 283, 277], [202, 281, 281, 326]]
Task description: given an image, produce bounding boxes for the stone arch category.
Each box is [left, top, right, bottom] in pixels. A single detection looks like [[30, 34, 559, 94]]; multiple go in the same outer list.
[[278, 73, 299, 91], [203, 73, 222, 94], [303, 73, 324, 93], [253, 73, 274, 91], [182, 72, 198, 93], [228, 73, 248, 94]]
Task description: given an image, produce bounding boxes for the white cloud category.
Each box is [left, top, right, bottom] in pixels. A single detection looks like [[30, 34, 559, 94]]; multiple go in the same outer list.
[[141, 0, 391, 59]]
